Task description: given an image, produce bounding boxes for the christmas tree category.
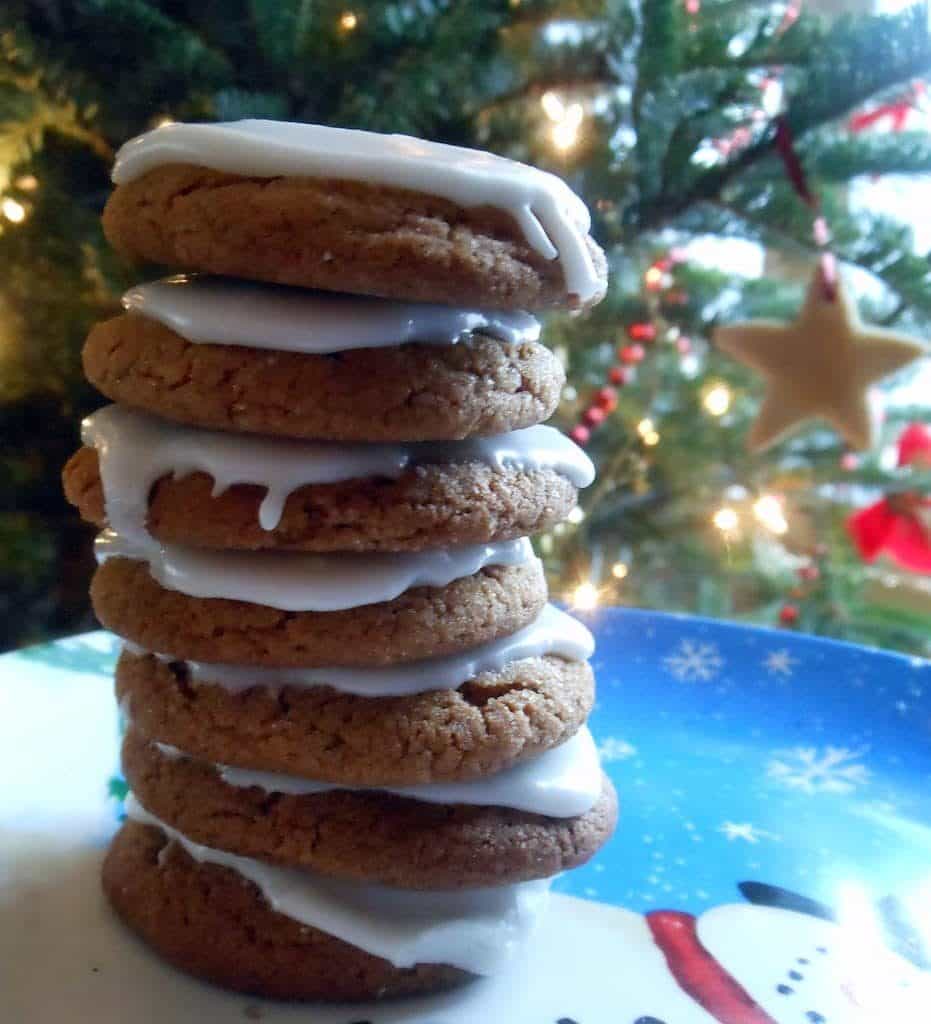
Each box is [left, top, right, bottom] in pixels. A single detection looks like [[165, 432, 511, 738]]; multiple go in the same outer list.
[[1, 0, 929, 654]]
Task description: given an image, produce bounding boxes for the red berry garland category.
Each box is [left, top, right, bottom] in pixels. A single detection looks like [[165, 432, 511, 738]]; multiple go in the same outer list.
[[565, 251, 689, 447], [595, 386, 618, 411], [779, 604, 800, 626], [583, 406, 606, 427], [569, 425, 590, 445], [627, 322, 657, 343]]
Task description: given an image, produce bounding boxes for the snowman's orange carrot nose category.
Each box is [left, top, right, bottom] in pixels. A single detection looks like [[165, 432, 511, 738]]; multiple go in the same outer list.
[[646, 910, 777, 1024]]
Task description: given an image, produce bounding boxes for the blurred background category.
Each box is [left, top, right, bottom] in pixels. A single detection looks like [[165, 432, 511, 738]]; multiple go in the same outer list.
[[1, 0, 929, 655]]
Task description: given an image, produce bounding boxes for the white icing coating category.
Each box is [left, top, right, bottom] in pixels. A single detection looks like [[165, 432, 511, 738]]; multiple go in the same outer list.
[[96, 530, 536, 612], [125, 794, 550, 974], [217, 726, 600, 817], [123, 275, 541, 352], [82, 405, 595, 540], [111, 120, 601, 303], [157, 603, 593, 698]]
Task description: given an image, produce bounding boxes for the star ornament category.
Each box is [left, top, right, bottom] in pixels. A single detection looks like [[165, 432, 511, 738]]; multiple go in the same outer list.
[[715, 266, 925, 451]]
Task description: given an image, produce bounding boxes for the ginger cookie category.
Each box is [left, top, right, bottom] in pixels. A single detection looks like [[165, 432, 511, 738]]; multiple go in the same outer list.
[[93, 554, 547, 666], [122, 727, 618, 889], [104, 122, 607, 310], [63, 406, 592, 552], [83, 313, 565, 442], [103, 820, 470, 1000], [116, 646, 594, 784]]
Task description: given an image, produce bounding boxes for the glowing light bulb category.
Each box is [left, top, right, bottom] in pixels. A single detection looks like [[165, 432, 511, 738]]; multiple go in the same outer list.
[[570, 581, 599, 610], [712, 506, 739, 533], [611, 562, 629, 580], [636, 418, 655, 437], [566, 505, 586, 525], [753, 494, 788, 535], [644, 266, 664, 289], [339, 10, 358, 30], [540, 91, 565, 122], [551, 103, 584, 152], [14, 175, 38, 191], [703, 383, 732, 417], [152, 115, 176, 129], [642, 429, 660, 447], [1, 198, 25, 223]]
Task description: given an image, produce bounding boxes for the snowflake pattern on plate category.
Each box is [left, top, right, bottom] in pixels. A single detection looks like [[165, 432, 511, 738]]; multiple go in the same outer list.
[[764, 648, 798, 677], [559, 608, 931, 916], [767, 746, 871, 795], [599, 737, 638, 762], [663, 639, 724, 681]]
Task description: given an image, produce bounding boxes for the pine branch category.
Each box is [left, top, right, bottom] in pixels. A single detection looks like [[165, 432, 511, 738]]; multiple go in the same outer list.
[[800, 128, 931, 180], [628, 5, 931, 232], [699, 196, 931, 322]]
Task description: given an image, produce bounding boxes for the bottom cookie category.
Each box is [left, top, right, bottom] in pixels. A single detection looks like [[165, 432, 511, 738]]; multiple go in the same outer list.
[[103, 820, 470, 1001]]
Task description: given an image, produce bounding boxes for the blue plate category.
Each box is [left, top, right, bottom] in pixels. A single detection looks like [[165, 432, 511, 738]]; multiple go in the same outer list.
[[563, 608, 931, 927], [5, 609, 931, 1023]]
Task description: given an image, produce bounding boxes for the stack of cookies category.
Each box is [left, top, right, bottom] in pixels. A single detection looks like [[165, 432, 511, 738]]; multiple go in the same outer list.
[[63, 120, 616, 1001]]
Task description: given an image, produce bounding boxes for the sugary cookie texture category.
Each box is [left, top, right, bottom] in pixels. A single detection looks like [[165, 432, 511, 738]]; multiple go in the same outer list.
[[103, 121, 608, 311]]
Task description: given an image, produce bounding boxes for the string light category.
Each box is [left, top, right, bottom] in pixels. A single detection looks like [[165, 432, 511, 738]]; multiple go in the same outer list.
[[540, 91, 565, 121], [551, 103, 584, 152], [644, 266, 665, 290], [702, 382, 732, 417], [611, 561, 629, 580], [566, 505, 586, 525], [636, 417, 660, 447], [541, 91, 584, 152], [14, 175, 38, 191], [753, 494, 788, 535], [570, 581, 599, 610], [152, 115, 176, 129], [712, 506, 739, 533], [1, 198, 25, 224], [339, 10, 358, 30]]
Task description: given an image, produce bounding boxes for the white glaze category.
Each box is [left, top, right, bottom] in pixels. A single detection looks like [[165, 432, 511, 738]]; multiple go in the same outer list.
[[123, 276, 541, 352], [219, 727, 600, 817], [141, 603, 593, 698], [178, 726, 600, 818], [125, 794, 550, 974], [82, 405, 595, 540], [96, 530, 536, 611], [112, 120, 601, 303]]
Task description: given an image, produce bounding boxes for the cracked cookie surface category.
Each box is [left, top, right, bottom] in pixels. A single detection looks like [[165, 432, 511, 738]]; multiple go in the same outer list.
[[83, 313, 564, 442], [103, 820, 470, 1000], [102, 165, 607, 311], [122, 728, 617, 888], [93, 557, 547, 666], [116, 647, 593, 784], [64, 445, 576, 552]]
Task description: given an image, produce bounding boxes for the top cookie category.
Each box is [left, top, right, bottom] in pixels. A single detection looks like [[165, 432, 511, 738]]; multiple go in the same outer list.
[[102, 121, 607, 311]]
